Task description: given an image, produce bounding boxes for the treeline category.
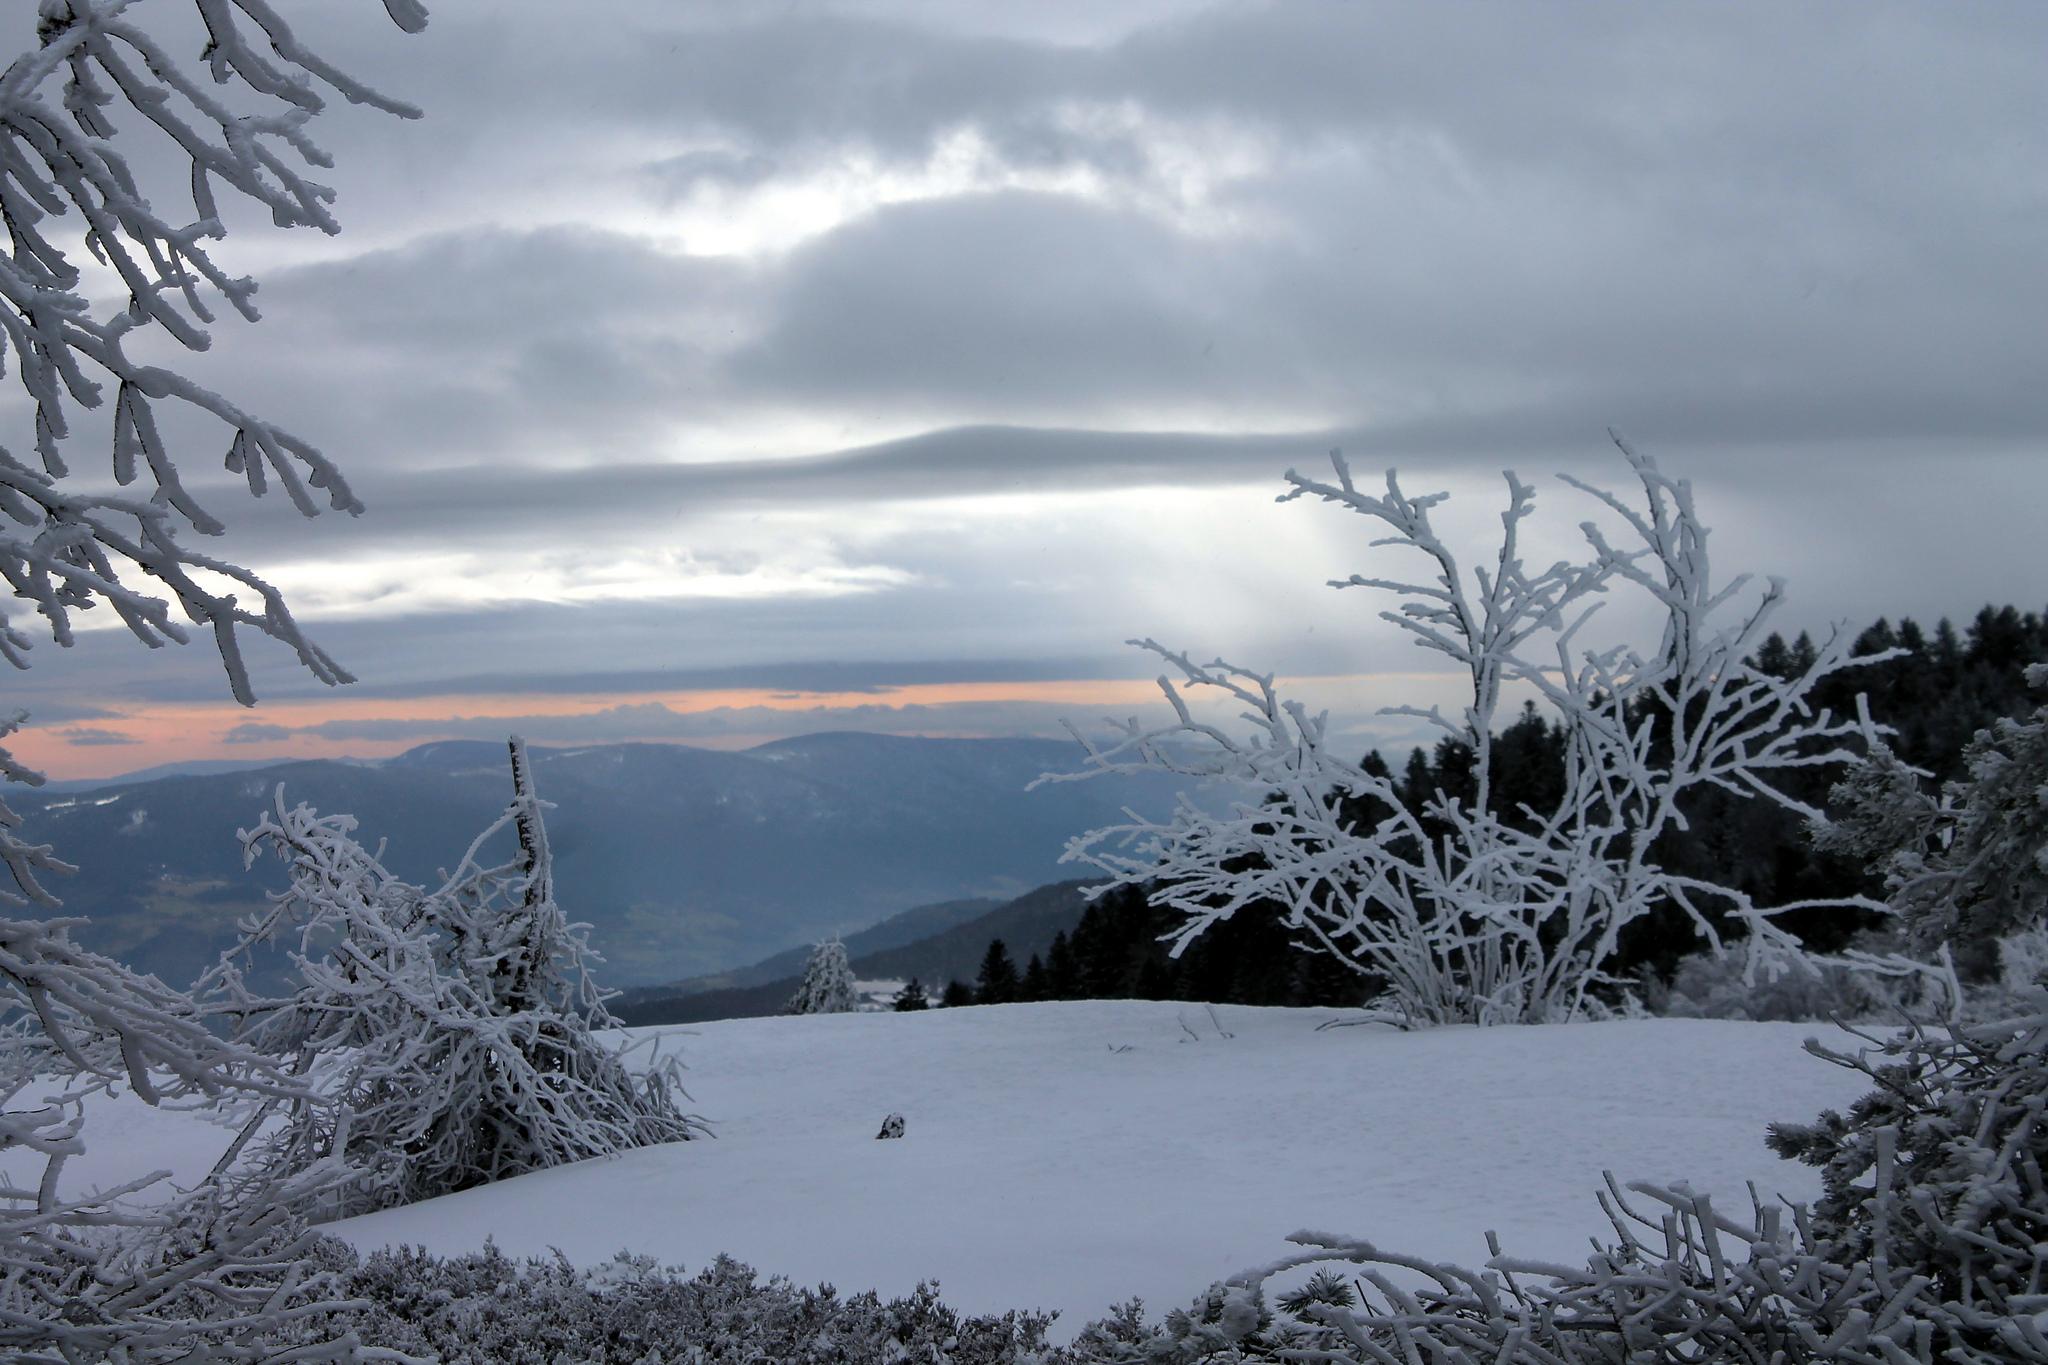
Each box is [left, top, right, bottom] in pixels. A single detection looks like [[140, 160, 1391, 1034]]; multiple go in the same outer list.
[[938, 604, 2048, 1009], [920, 887, 1364, 1009]]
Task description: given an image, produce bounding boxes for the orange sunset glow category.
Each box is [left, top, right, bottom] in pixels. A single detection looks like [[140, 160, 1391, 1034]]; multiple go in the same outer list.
[[12, 679, 1163, 780], [17, 672, 1466, 782]]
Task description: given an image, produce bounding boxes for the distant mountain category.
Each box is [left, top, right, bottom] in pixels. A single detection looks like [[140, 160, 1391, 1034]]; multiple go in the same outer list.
[[618, 894, 1004, 1000], [12, 734, 1220, 990], [34, 757, 324, 793], [615, 879, 1099, 1025]]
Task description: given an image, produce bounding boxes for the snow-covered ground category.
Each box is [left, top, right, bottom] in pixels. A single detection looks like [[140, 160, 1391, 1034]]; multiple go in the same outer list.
[[57, 1003, 1874, 1341]]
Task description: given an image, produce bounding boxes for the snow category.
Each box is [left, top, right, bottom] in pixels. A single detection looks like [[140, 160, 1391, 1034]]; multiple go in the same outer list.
[[61, 1003, 1874, 1342]]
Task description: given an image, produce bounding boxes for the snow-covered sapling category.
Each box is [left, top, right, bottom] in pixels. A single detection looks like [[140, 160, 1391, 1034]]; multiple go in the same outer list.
[[789, 939, 859, 1014]]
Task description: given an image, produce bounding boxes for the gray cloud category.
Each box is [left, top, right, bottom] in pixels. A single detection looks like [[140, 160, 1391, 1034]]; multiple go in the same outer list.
[[641, 148, 782, 202], [72, 1, 2043, 492], [10, 702, 120, 724], [221, 724, 295, 745], [8, 1, 2045, 750], [54, 728, 141, 747]]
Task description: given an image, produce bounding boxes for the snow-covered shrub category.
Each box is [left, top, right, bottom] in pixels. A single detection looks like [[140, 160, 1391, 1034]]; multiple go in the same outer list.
[[1657, 940, 1952, 1022], [0, 916, 377, 1362], [2000, 924, 2048, 995], [1048, 439, 1932, 1026], [1818, 664, 2048, 979], [1767, 1013, 2048, 1355], [1965, 926, 2048, 1020], [207, 739, 704, 1218], [1065, 1176, 2047, 1363], [254, 1240, 1058, 1364], [1064, 1015, 2048, 1365], [789, 939, 858, 1014]]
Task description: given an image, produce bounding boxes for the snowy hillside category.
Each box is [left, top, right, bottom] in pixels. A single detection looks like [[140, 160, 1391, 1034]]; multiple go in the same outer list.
[[68, 1003, 1874, 1342]]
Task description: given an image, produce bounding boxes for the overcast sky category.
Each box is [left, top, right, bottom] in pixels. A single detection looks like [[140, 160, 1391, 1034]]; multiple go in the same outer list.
[[9, 0, 2047, 778]]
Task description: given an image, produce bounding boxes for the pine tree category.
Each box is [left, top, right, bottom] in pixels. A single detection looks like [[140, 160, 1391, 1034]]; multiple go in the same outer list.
[[1819, 664, 2048, 980], [975, 939, 1020, 1004], [1753, 631, 1797, 680], [892, 977, 930, 1011], [788, 940, 858, 1014], [1021, 953, 1050, 1001], [1046, 929, 1082, 999], [939, 979, 976, 1007]]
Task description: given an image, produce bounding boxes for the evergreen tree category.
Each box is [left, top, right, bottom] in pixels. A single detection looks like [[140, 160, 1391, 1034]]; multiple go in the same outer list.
[[1934, 617, 1963, 669], [1753, 631, 1797, 680], [1045, 930, 1082, 999], [939, 979, 976, 1007], [788, 940, 858, 1014], [975, 939, 1020, 1004], [891, 977, 930, 1011], [1820, 665, 2048, 980], [1021, 953, 1050, 1001]]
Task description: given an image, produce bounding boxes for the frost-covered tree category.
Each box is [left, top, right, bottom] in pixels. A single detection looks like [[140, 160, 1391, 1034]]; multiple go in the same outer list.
[[1047, 438, 1943, 1026], [0, 907, 376, 1361], [206, 739, 705, 1219], [975, 938, 1019, 1005], [1818, 662, 2048, 980], [788, 939, 857, 1015], [0, 1, 426, 1357]]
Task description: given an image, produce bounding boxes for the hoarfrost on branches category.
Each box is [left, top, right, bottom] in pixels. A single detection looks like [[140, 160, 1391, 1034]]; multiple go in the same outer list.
[[0, 844, 397, 1360], [0, 2, 428, 1357], [789, 938, 859, 1015], [1046, 436, 1948, 1025], [0, 0, 427, 729], [1817, 662, 2048, 979], [206, 738, 707, 1220]]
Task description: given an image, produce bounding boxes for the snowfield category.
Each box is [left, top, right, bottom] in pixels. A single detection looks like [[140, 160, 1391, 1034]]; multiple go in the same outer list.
[[64, 1002, 1875, 1342]]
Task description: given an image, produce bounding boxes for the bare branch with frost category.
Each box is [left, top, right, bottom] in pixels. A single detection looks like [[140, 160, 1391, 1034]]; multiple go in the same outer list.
[[0, 3, 430, 1357], [1046, 437, 1944, 1025]]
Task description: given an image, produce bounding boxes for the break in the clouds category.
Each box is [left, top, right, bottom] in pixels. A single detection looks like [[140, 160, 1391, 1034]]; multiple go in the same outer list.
[[8, 1, 2046, 775]]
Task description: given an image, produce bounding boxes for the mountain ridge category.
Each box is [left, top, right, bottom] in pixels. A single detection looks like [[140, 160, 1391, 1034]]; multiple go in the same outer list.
[[12, 734, 1218, 990], [614, 879, 1101, 1025]]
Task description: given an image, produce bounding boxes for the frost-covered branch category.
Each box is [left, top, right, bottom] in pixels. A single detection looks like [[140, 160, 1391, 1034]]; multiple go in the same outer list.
[[1818, 663, 2048, 980], [0, 3, 429, 1357], [207, 738, 706, 1220], [0, 894, 382, 1361], [1073, 1013, 2048, 1363], [1048, 437, 1934, 1025], [0, 0, 428, 720]]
